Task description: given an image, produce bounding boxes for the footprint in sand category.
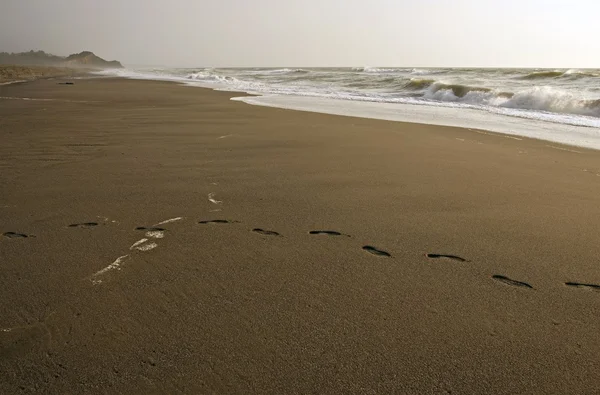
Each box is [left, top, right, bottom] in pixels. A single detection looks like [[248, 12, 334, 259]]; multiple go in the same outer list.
[[309, 230, 351, 237], [132, 227, 166, 251], [198, 219, 236, 224], [68, 222, 98, 228], [91, 255, 130, 284], [252, 228, 281, 236], [362, 245, 391, 257], [492, 275, 533, 289], [426, 253, 469, 262], [135, 226, 165, 232], [130, 239, 158, 252], [136, 227, 166, 238], [154, 217, 183, 225], [91, 221, 179, 284], [144, 230, 164, 239], [2, 232, 32, 239], [565, 282, 600, 291]]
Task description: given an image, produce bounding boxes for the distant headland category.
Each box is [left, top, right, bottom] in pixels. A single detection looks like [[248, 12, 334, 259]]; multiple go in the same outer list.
[[0, 50, 123, 69]]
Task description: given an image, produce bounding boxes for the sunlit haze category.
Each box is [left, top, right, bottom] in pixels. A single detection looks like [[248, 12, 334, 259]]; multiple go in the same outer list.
[[1, 0, 598, 67]]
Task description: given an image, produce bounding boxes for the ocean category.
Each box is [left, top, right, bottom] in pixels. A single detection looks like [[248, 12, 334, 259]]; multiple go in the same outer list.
[[97, 67, 600, 149]]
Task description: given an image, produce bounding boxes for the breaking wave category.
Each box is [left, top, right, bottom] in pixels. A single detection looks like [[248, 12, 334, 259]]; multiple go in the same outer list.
[[254, 68, 309, 74], [522, 69, 600, 80], [398, 78, 600, 117], [563, 69, 600, 79], [353, 67, 399, 73], [406, 80, 493, 97], [405, 78, 436, 90], [186, 71, 240, 84], [501, 87, 600, 116], [522, 70, 564, 79], [409, 68, 438, 75], [424, 85, 600, 117]]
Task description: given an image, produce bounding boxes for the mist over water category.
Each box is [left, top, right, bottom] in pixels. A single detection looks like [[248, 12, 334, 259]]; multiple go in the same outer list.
[[98, 67, 600, 130]]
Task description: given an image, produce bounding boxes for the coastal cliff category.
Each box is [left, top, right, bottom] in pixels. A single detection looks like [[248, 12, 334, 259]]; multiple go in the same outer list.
[[0, 50, 123, 68]]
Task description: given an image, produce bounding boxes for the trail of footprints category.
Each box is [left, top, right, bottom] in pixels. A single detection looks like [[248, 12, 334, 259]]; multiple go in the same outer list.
[[252, 228, 281, 236], [2, 232, 32, 238], [2, 217, 599, 293], [68, 222, 98, 229], [129, 226, 164, 252], [426, 253, 469, 262], [363, 246, 392, 257], [492, 275, 533, 289]]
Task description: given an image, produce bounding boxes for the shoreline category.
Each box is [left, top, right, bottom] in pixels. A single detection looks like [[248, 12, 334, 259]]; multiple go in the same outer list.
[[1, 74, 598, 158], [127, 73, 600, 152], [231, 94, 600, 152], [94, 69, 600, 150], [1, 77, 600, 393]]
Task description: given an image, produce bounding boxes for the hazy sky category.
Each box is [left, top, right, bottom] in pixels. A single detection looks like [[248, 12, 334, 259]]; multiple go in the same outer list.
[[1, 0, 598, 68]]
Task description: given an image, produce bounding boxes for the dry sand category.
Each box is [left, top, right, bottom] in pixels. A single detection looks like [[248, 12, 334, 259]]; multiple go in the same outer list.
[[1, 77, 599, 394]]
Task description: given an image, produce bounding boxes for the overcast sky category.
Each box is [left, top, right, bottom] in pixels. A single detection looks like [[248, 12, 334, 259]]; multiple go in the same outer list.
[[1, 0, 598, 68]]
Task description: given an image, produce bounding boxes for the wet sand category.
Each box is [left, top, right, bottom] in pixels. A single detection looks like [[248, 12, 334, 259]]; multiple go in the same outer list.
[[1, 77, 599, 394]]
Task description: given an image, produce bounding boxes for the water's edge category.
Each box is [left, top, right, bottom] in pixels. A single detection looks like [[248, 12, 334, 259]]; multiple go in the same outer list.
[[231, 94, 600, 151], [92, 70, 600, 151]]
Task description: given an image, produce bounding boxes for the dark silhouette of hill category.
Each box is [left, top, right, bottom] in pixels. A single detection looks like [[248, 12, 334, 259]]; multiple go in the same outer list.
[[0, 50, 123, 68]]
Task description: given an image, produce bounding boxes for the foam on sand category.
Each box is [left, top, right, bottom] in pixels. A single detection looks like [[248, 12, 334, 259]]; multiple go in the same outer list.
[[208, 193, 222, 204], [155, 217, 184, 225], [93, 255, 129, 278]]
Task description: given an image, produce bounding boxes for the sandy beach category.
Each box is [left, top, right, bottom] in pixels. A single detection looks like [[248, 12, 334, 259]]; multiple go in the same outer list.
[[1, 77, 599, 394]]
